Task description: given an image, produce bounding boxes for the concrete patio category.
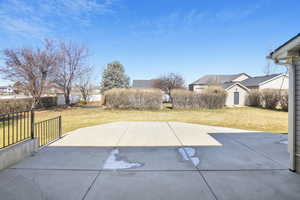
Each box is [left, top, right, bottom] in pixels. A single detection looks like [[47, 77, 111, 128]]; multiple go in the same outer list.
[[0, 122, 299, 200]]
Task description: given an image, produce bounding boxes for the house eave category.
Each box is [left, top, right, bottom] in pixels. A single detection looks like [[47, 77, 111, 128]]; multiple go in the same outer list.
[[268, 33, 300, 61]]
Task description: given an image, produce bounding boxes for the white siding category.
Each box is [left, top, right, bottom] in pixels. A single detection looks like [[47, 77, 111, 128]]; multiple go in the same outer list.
[[193, 85, 208, 93], [259, 75, 289, 90], [225, 85, 249, 107]]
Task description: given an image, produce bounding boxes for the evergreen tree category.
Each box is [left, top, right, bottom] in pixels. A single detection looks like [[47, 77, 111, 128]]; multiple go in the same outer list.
[[100, 61, 130, 93]]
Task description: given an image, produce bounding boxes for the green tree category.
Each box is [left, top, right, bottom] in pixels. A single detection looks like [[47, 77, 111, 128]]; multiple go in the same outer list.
[[100, 61, 130, 93]]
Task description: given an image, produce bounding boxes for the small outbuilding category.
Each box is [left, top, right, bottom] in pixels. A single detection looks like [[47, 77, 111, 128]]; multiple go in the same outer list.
[[268, 33, 300, 173], [189, 73, 250, 106], [223, 82, 249, 107]]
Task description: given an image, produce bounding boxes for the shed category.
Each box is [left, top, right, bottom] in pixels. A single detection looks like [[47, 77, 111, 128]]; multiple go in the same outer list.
[[223, 82, 249, 107], [268, 33, 300, 173]]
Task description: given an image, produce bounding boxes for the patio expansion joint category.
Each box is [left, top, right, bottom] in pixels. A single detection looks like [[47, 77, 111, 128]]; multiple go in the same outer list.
[[226, 135, 287, 168], [166, 122, 184, 146], [81, 170, 103, 200], [196, 170, 219, 200], [115, 123, 131, 146], [8, 167, 103, 172]]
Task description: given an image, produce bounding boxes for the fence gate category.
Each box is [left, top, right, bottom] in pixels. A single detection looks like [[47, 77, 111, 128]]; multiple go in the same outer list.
[[1, 110, 62, 149], [35, 116, 62, 147]]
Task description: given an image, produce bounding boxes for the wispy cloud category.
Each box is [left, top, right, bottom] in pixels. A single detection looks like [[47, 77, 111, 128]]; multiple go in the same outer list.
[[130, 10, 207, 36], [130, 2, 264, 37], [0, 0, 118, 39]]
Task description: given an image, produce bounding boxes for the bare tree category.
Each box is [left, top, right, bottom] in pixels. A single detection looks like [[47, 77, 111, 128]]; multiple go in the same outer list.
[[153, 73, 185, 97], [77, 67, 92, 102], [55, 41, 89, 105], [0, 40, 58, 108], [263, 60, 275, 75]]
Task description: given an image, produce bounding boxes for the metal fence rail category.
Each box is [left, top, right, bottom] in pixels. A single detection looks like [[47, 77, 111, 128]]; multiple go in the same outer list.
[[1, 110, 62, 148], [0, 110, 34, 148], [35, 116, 62, 147]]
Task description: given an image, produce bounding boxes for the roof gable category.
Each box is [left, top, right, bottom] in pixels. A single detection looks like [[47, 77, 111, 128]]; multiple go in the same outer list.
[[222, 82, 249, 91]]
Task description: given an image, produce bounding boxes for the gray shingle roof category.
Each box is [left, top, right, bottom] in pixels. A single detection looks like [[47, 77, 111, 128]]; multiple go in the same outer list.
[[241, 74, 281, 87], [222, 82, 236, 89], [132, 80, 155, 88], [190, 73, 248, 85]]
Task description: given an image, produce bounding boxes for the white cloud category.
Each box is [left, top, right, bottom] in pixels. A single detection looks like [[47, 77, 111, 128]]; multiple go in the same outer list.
[[130, 3, 264, 37], [130, 10, 208, 37], [0, 0, 118, 39]]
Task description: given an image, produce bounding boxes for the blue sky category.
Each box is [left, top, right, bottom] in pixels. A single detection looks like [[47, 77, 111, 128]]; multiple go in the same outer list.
[[0, 0, 299, 86]]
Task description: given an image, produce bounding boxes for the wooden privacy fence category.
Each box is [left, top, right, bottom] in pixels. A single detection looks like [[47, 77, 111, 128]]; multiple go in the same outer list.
[[0, 110, 61, 148]]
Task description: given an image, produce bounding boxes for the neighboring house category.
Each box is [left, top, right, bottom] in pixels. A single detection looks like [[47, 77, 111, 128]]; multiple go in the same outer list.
[[189, 73, 289, 107], [241, 74, 289, 90], [0, 86, 14, 94], [132, 80, 156, 89], [189, 73, 250, 93], [132, 79, 170, 102], [189, 73, 251, 106]]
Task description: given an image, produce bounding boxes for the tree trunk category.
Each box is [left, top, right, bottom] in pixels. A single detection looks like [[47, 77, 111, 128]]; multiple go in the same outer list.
[[65, 91, 71, 105]]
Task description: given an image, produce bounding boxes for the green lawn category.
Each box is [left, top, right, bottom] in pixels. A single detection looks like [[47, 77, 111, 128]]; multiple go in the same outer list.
[[35, 106, 288, 134]]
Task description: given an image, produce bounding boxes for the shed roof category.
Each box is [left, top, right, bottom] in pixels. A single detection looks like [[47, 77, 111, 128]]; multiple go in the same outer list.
[[241, 74, 281, 87], [132, 80, 156, 88], [190, 73, 248, 85], [222, 82, 249, 91]]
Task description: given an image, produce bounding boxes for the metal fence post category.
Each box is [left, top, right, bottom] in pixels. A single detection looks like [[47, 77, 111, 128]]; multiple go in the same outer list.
[[30, 110, 35, 139], [59, 116, 62, 138]]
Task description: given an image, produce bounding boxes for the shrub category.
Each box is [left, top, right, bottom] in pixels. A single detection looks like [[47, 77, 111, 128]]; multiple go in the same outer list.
[[0, 96, 57, 113], [279, 90, 288, 111], [201, 86, 228, 109], [39, 96, 57, 108], [171, 87, 227, 109], [79, 100, 88, 105], [246, 90, 262, 107], [260, 89, 280, 109], [104, 88, 163, 110]]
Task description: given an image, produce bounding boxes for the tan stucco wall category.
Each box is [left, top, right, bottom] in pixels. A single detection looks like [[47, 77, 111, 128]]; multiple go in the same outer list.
[[232, 74, 250, 82], [259, 75, 289, 90], [225, 85, 249, 107]]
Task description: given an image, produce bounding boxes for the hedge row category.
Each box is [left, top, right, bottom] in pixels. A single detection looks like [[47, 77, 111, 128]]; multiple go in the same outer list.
[[246, 89, 288, 111], [0, 96, 57, 113], [103, 88, 163, 110], [171, 87, 227, 109]]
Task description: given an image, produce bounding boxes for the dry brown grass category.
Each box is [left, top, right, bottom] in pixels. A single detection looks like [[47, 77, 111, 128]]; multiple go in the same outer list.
[[35, 106, 288, 134]]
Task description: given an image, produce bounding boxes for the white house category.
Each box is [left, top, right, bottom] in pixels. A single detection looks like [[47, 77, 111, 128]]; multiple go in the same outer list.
[[268, 33, 300, 173], [189, 73, 251, 106], [0, 86, 14, 94], [189, 72, 289, 107], [241, 74, 289, 90]]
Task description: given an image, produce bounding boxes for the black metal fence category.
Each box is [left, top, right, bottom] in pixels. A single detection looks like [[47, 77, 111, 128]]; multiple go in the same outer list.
[[35, 116, 62, 147], [0, 110, 62, 148], [0, 110, 34, 148]]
